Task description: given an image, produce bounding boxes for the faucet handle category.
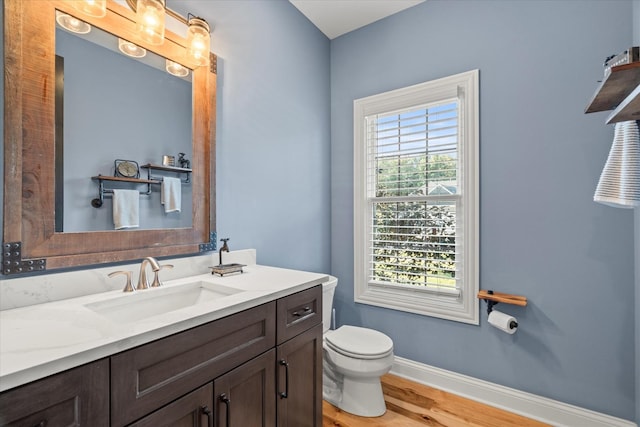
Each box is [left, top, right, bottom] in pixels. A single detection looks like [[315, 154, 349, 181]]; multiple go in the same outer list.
[[151, 264, 174, 288], [108, 270, 134, 292]]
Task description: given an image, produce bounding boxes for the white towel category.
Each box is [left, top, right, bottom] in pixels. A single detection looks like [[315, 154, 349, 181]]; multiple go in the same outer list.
[[112, 189, 139, 229], [594, 120, 640, 208], [161, 177, 181, 213]]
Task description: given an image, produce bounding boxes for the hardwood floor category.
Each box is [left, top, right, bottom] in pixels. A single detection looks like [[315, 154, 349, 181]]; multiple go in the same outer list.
[[322, 374, 551, 427]]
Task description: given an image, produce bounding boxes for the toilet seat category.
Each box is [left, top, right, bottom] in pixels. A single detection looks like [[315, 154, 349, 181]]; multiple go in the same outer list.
[[325, 325, 393, 360]]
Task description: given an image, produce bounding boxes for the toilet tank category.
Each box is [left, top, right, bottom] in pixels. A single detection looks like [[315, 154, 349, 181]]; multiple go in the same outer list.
[[321, 276, 338, 333]]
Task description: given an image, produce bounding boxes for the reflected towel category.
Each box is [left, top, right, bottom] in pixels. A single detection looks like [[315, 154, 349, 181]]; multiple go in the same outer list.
[[594, 120, 640, 208], [113, 189, 139, 229], [161, 177, 181, 213]]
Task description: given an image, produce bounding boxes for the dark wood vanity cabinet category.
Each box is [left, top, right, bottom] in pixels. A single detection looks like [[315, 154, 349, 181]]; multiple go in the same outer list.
[[0, 285, 322, 427], [0, 359, 109, 427]]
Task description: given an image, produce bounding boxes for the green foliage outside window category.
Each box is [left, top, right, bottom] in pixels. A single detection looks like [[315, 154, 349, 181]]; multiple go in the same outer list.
[[372, 154, 457, 287]]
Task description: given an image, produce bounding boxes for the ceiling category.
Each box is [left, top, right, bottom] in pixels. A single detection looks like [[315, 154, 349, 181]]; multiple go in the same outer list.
[[289, 0, 426, 40]]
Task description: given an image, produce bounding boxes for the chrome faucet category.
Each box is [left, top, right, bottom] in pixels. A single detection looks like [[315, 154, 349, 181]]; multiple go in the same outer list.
[[219, 238, 230, 265], [137, 257, 161, 290]]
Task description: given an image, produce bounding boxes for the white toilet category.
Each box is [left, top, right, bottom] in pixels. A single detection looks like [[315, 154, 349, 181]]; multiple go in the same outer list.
[[322, 276, 394, 417]]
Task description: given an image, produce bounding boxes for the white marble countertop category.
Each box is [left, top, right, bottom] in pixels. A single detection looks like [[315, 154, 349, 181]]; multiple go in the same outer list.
[[0, 264, 328, 392]]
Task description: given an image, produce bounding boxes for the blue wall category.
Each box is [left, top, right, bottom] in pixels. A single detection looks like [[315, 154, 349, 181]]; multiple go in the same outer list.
[[330, 0, 636, 421], [172, 0, 332, 273]]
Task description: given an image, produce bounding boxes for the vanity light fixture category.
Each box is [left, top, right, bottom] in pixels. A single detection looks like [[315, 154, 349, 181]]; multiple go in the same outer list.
[[125, 0, 212, 66], [118, 38, 147, 58], [56, 10, 91, 34], [72, 0, 107, 18], [71, 0, 212, 67], [166, 59, 190, 77]]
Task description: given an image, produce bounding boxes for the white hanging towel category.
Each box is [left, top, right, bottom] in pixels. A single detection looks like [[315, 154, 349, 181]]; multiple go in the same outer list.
[[161, 177, 182, 213], [112, 189, 140, 229], [594, 120, 640, 208]]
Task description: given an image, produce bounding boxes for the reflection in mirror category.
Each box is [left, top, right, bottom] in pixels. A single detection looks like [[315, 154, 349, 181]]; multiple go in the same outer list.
[[55, 14, 193, 232]]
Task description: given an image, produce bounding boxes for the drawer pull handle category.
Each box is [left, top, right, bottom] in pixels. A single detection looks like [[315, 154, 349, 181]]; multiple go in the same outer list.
[[33, 422, 47, 427], [292, 306, 311, 317], [279, 359, 289, 399], [201, 405, 213, 427], [219, 393, 231, 427]]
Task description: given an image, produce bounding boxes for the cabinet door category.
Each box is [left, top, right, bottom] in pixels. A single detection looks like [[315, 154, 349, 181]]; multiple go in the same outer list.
[[0, 359, 109, 427], [213, 349, 276, 427], [276, 323, 322, 427], [128, 384, 213, 427]]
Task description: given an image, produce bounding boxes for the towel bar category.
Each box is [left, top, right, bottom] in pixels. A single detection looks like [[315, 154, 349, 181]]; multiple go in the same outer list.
[[90, 175, 159, 208]]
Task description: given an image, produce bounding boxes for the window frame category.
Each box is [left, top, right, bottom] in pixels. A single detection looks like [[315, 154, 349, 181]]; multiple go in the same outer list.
[[353, 70, 479, 324]]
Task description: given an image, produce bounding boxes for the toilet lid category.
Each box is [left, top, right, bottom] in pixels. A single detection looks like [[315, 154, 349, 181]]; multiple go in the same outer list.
[[325, 325, 393, 359]]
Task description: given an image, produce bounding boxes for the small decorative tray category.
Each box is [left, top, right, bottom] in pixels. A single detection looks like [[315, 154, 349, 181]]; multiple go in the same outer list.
[[209, 263, 246, 276]]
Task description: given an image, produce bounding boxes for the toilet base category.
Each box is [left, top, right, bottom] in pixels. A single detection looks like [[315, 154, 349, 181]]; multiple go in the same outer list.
[[323, 360, 388, 417], [339, 375, 387, 417]]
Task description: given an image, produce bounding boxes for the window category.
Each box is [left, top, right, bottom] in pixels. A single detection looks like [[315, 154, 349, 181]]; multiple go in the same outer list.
[[353, 70, 479, 324]]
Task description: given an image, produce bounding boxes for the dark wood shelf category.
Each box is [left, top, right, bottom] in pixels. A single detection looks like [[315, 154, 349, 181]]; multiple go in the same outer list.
[[91, 175, 160, 184], [141, 163, 192, 173], [606, 83, 640, 124], [585, 62, 640, 114]]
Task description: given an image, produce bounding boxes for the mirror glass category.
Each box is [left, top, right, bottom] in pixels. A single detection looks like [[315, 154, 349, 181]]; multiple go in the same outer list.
[[55, 14, 193, 232]]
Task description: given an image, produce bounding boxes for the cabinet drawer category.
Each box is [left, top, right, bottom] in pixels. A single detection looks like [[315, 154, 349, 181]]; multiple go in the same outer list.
[[128, 384, 213, 427], [111, 302, 276, 427], [276, 285, 321, 345], [0, 359, 109, 427]]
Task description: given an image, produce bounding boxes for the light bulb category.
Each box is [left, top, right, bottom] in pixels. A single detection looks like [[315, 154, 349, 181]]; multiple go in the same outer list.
[[186, 17, 210, 67], [72, 0, 107, 18], [118, 38, 146, 58], [136, 0, 165, 45], [166, 60, 190, 77], [56, 11, 91, 34]]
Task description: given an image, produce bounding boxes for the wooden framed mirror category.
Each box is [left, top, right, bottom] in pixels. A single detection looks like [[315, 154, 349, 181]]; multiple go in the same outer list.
[[3, 0, 216, 274]]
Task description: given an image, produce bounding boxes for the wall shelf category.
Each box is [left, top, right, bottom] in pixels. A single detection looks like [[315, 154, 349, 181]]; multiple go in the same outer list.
[[585, 62, 640, 119], [91, 175, 160, 185], [141, 163, 192, 183], [90, 174, 160, 208], [606, 83, 640, 124]]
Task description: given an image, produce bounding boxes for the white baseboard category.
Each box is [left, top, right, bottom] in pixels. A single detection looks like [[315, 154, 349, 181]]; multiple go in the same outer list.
[[390, 357, 637, 427]]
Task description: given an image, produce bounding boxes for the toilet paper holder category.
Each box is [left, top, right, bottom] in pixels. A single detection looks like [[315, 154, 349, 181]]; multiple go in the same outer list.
[[477, 289, 527, 314]]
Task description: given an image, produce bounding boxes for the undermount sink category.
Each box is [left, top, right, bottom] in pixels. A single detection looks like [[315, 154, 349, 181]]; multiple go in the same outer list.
[[85, 281, 243, 323]]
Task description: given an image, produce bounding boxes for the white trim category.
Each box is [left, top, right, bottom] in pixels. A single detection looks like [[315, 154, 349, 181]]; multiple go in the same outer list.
[[391, 356, 637, 427], [353, 69, 479, 324]]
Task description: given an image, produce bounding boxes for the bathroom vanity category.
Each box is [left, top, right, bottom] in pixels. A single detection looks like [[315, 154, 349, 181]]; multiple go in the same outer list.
[[0, 265, 326, 426]]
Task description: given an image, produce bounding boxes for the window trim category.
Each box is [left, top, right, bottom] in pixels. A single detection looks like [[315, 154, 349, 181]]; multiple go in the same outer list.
[[353, 70, 479, 325]]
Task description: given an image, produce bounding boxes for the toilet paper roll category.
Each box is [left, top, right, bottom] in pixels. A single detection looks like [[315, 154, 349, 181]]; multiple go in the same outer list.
[[488, 309, 518, 334]]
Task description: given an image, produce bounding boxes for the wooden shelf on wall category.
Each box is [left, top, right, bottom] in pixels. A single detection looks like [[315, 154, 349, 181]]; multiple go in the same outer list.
[[91, 175, 160, 184], [585, 62, 640, 113], [585, 62, 640, 116], [606, 83, 640, 124]]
